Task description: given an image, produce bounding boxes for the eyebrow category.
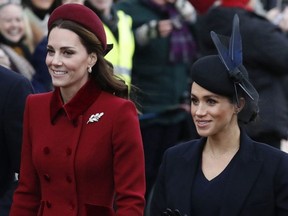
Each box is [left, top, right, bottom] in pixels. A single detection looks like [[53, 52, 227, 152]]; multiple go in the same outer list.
[[191, 93, 220, 99], [47, 45, 76, 50]]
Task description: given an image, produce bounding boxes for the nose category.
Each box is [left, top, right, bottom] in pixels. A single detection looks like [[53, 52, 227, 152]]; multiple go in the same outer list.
[[51, 53, 63, 66], [194, 103, 207, 116], [10, 19, 17, 26]]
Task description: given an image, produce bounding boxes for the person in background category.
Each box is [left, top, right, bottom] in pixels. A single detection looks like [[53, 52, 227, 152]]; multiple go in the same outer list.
[[21, 0, 60, 92], [0, 47, 10, 69], [195, 0, 288, 149], [10, 4, 145, 216], [116, 0, 199, 200], [0, 0, 36, 81], [21, 0, 58, 53], [0, 65, 34, 216], [266, 0, 288, 31], [85, 0, 135, 91], [261, 0, 276, 10], [30, 35, 53, 92], [150, 15, 288, 216], [188, 0, 217, 14], [61, 0, 83, 3]]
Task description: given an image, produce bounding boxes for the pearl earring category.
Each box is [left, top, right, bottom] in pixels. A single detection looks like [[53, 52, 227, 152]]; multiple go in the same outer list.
[[88, 66, 92, 73]]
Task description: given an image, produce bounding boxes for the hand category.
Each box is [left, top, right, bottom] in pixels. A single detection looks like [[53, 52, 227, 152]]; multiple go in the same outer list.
[[266, 7, 282, 24], [266, 6, 288, 32], [161, 208, 187, 216], [157, 19, 173, 37], [134, 19, 173, 45], [278, 7, 288, 32]]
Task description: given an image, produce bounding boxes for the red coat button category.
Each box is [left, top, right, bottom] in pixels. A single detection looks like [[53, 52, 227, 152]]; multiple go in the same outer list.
[[43, 174, 50, 182], [66, 176, 72, 183], [69, 201, 75, 210], [43, 147, 50, 155], [66, 148, 72, 156], [46, 201, 52, 208]]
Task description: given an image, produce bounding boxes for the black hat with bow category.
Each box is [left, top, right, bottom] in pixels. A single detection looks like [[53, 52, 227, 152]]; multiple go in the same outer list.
[[191, 14, 259, 123]]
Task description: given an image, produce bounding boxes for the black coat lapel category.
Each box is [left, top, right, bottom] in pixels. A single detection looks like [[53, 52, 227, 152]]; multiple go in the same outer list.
[[170, 139, 205, 215], [220, 132, 263, 216]]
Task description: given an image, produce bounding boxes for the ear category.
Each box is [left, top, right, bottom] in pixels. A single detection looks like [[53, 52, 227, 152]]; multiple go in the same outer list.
[[88, 52, 97, 67], [234, 97, 245, 114]]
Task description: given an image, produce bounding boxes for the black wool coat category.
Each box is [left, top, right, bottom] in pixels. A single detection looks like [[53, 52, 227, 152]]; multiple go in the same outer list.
[[150, 131, 288, 216]]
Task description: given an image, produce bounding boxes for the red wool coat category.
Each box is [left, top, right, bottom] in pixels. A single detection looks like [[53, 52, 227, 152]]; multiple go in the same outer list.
[[10, 80, 146, 216]]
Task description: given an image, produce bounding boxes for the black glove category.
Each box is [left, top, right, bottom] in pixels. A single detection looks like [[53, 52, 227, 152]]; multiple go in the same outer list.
[[161, 208, 183, 216]]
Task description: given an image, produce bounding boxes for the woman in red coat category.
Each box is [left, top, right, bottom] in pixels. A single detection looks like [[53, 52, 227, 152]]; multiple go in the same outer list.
[[10, 4, 146, 216]]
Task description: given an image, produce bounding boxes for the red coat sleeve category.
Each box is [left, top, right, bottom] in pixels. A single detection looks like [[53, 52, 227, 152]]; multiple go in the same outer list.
[[112, 101, 146, 216]]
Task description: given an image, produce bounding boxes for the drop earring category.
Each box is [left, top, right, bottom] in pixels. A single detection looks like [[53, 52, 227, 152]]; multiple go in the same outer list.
[[234, 107, 240, 114], [88, 66, 92, 73]]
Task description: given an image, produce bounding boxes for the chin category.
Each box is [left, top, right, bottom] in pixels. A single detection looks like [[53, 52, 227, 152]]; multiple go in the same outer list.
[[196, 128, 211, 137], [51, 81, 63, 88], [8, 37, 22, 43]]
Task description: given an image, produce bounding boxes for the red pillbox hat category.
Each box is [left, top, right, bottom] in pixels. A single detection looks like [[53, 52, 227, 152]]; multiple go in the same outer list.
[[48, 3, 107, 51]]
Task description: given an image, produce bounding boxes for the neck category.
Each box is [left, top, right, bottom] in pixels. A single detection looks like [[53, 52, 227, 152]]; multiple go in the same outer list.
[[205, 126, 241, 157], [60, 84, 83, 104], [60, 90, 74, 104]]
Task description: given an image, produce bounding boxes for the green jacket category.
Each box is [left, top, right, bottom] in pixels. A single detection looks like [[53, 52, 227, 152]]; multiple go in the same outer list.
[[117, 0, 195, 125]]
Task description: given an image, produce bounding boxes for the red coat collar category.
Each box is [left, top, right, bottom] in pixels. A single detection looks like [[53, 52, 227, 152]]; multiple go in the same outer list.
[[50, 79, 102, 124]]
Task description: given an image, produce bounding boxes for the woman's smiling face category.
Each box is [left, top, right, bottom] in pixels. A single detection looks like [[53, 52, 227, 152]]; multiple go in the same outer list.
[[46, 27, 96, 93], [191, 82, 237, 137], [0, 4, 25, 43]]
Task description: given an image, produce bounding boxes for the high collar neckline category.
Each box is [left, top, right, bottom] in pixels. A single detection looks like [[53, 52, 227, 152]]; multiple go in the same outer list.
[[50, 79, 102, 124]]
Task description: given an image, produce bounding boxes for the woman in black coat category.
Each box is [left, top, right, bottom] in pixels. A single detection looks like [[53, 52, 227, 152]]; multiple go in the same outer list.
[[194, 0, 288, 149], [150, 15, 288, 216]]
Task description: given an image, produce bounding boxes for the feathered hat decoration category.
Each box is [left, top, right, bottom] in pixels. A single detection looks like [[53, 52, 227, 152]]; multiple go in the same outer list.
[[210, 14, 259, 122]]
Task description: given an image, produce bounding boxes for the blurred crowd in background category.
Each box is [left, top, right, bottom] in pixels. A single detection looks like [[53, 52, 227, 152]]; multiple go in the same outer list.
[[1, 0, 288, 214]]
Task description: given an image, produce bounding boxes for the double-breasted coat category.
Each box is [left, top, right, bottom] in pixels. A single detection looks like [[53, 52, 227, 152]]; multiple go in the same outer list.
[[150, 131, 288, 216], [10, 79, 146, 216]]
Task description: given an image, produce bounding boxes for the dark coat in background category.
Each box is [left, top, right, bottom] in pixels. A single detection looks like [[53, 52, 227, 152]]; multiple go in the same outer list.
[[150, 131, 288, 216], [0, 66, 33, 216], [0, 66, 33, 197], [195, 6, 288, 146]]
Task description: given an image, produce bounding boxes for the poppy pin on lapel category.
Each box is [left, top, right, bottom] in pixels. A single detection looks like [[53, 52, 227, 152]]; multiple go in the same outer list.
[[87, 112, 104, 124]]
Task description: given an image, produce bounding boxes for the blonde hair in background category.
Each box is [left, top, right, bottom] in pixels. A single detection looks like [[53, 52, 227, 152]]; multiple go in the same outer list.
[[22, 12, 35, 53]]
